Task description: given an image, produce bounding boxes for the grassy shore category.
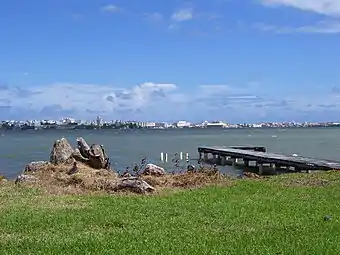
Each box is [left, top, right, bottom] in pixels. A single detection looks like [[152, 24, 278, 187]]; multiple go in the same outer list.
[[1, 172, 340, 254]]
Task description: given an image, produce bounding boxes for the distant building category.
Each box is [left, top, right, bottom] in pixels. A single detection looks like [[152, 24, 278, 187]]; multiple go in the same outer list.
[[146, 122, 156, 128], [96, 116, 103, 126], [205, 121, 228, 128], [155, 122, 169, 128], [176, 121, 191, 128]]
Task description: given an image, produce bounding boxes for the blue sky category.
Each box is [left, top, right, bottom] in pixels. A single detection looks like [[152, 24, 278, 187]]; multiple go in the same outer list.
[[1, 0, 340, 123]]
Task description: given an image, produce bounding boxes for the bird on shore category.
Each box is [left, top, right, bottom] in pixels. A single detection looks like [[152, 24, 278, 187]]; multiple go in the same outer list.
[[67, 161, 78, 175]]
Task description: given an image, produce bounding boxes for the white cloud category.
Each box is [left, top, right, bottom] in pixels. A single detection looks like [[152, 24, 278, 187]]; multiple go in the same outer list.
[[0, 83, 177, 119], [101, 4, 120, 13], [171, 8, 194, 22], [261, 0, 340, 17], [1, 82, 340, 122], [255, 20, 340, 33]]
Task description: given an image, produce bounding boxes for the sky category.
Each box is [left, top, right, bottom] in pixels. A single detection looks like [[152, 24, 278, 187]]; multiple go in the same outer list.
[[0, 0, 340, 123]]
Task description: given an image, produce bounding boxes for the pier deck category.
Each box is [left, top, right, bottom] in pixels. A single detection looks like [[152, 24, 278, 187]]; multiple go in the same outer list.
[[198, 146, 340, 171], [229, 146, 266, 152]]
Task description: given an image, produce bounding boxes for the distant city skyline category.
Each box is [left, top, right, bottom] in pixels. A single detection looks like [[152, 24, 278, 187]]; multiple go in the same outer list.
[[1, 1, 340, 122], [1, 117, 340, 126]]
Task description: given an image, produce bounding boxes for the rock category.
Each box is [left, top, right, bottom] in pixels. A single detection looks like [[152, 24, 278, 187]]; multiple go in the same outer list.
[[50, 138, 74, 165], [121, 171, 132, 178], [24, 161, 51, 173], [71, 148, 89, 164], [89, 144, 108, 169], [76, 137, 110, 169], [76, 137, 91, 157], [187, 164, 195, 172], [243, 172, 260, 179], [143, 164, 166, 176], [115, 177, 155, 194], [324, 215, 332, 221], [15, 174, 38, 184]]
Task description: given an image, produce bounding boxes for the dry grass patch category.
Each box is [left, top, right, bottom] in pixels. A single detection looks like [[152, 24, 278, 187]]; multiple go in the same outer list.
[[22, 162, 120, 195], [142, 171, 234, 190], [18, 162, 235, 195]]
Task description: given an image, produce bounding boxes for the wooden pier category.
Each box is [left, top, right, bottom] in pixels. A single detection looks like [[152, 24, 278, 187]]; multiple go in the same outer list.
[[198, 146, 340, 174]]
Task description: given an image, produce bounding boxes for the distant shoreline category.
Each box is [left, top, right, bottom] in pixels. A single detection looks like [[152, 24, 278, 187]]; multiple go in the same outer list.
[[1, 125, 340, 131]]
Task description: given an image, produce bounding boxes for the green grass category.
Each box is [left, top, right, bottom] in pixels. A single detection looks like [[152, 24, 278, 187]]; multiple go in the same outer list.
[[1, 172, 340, 254]]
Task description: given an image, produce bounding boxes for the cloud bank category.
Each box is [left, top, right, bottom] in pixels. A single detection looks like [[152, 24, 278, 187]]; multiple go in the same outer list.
[[1, 82, 340, 123], [261, 0, 340, 17], [258, 0, 340, 34]]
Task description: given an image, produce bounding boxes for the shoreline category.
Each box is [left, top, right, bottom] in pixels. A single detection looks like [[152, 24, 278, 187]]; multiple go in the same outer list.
[[6, 136, 237, 195]]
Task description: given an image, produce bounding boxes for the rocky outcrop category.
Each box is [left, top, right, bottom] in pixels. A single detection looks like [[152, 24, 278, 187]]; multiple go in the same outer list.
[[75, 137, 110, 169], [15, 137, 156, 194], [143, 164, 166, 176], [50, 138, 74, 164], [48, 137, 110, 170]]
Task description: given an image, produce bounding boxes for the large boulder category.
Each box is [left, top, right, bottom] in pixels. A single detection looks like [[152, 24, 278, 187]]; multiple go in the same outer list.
[[143, 164, 166, 176], [50, 138, 74, 165]]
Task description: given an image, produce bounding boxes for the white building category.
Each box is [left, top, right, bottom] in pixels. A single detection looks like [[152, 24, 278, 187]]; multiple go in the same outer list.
[[155, 122, 169, 128], [205, 121, 228, 128], [96, 116, 103, 126], [176, 121, 191, 128], [146, 122, 156, 128]]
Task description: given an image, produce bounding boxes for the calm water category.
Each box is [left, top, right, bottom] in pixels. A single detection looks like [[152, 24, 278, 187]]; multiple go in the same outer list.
[[1, 127, 340, 179]]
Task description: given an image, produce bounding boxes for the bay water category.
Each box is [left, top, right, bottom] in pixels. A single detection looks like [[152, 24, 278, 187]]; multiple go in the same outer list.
[[1, 127, 340, 179]]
